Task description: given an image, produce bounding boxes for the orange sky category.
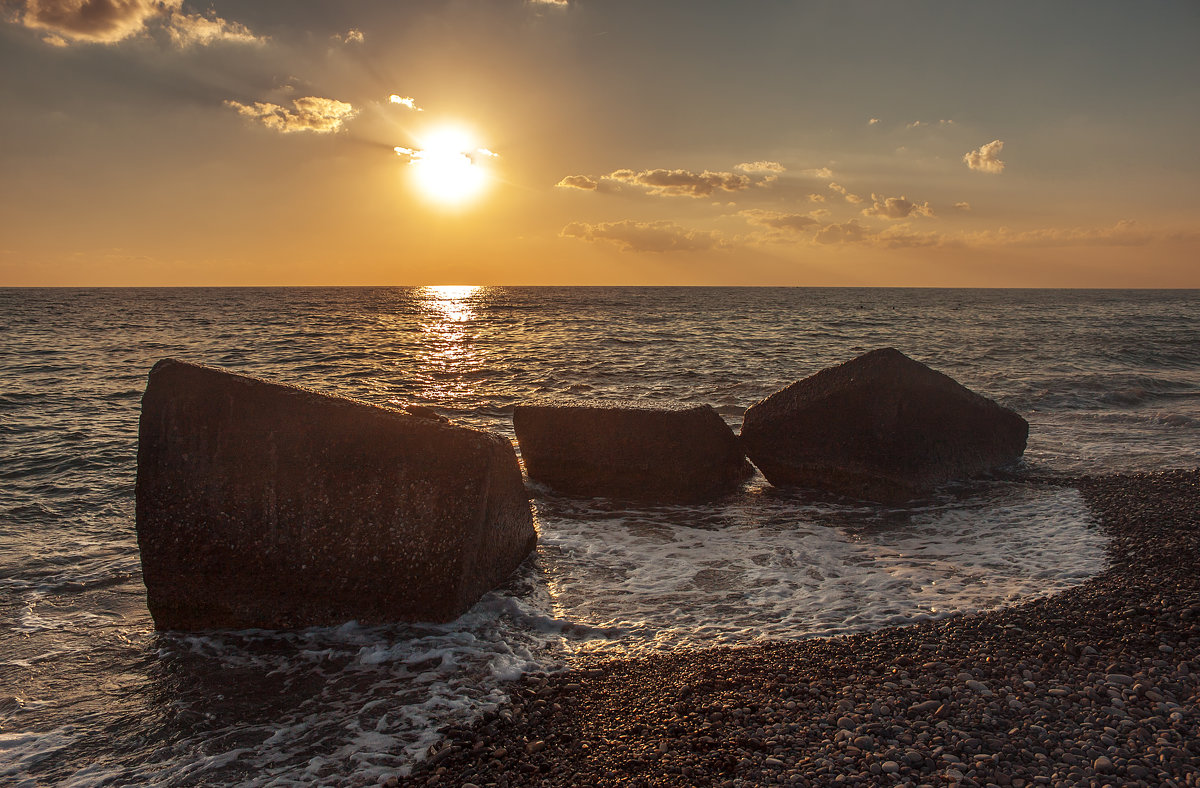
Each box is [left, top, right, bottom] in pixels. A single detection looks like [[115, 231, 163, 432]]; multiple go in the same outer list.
[[1, 1, 1198, 287]]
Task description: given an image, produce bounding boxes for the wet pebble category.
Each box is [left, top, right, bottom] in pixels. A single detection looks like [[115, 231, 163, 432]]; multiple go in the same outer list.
[[399, 470, 1200, 788]]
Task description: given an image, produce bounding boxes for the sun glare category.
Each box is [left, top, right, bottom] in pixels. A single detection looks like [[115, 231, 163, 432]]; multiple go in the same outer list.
[[398, 125, 491, 206]]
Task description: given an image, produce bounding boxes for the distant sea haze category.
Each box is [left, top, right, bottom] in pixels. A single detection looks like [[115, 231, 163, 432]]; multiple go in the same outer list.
[[1, 287, 1197, 785]]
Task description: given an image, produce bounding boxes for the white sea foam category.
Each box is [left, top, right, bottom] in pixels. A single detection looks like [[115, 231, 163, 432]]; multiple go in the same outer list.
[[53, 480, 1093, 787], [531, 480, 1105, 655], [0, 728, 81, 787]]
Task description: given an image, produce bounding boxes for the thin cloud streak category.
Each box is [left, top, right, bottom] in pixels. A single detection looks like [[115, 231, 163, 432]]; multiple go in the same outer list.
[[607, 168, 751, 198]]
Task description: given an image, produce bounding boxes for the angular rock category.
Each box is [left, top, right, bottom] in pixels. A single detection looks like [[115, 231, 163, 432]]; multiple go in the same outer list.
[[136, 359, 536, 630], [740, 348, 1028, 503], [513, 402, 753, 503]]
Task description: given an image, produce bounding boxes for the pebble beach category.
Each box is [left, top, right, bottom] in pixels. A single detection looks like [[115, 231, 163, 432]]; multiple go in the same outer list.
[[399, 469, 1200, 788]]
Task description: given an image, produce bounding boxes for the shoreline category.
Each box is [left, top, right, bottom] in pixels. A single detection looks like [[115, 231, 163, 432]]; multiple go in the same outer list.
[[397, 469, 1200, 787]]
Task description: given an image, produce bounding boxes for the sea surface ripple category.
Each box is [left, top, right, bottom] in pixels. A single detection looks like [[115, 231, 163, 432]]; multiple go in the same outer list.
[[1, 287, 1197, 785]]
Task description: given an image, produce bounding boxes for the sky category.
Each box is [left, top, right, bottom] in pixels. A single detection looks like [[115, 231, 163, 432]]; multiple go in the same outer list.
[[1, 0, 1198, 287]]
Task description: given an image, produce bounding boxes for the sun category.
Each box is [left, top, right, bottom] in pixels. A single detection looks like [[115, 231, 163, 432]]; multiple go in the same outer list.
[[397, 125, 493, 206]]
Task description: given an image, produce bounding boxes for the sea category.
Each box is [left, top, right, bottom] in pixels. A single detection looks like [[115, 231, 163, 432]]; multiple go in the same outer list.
[[1, 286, 1197, 786]]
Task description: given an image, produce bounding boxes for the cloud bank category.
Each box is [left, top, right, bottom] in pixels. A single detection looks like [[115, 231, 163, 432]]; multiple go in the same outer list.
[[561, 220, 723, 252], [226, 96, 356, 134]]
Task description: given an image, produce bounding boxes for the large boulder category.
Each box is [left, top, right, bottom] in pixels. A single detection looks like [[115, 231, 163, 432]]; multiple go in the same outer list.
[[136, 359, 536, 630], [740, 348, 1028, 503], [513, 402, 753, 502]]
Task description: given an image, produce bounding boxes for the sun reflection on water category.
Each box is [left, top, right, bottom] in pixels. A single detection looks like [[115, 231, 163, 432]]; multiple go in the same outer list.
[[421, 285, 481, 322], [414, 285, 484, 403]]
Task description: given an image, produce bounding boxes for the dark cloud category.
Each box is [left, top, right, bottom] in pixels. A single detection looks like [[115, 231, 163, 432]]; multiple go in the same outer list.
[[15, 0, 261, 46], [19, 0, 179, 43], [561, 220, 723, 252]]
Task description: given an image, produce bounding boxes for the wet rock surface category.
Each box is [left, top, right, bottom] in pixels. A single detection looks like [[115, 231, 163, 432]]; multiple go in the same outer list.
[[513, 402, 753, 503], [740, 348, 1029, 503], [136, 359, 536, 630], [396, 468, 1200, 787]]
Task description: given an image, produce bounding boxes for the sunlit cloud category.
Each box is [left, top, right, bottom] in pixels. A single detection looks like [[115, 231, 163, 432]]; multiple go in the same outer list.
[[868, 118, 881, 126], [804, 167, 834, 179], [907, 119, 955, 129], [809, 193, 826, 203], [861, 194, 935, 220], [337, 29, 364, 44], [735, 161, 785, 174], [561, 220, 724, 252], [14, 0, 260, 47], [167, 12, 262, 47], [556, 175, 599, 190], [964, 139, 1006, 173], [389, 95, 424, 112], [606, 168, 751, 198], [955, 201, 972, 211], [828, 182, 863, 204], [226, 96, 356, 134]]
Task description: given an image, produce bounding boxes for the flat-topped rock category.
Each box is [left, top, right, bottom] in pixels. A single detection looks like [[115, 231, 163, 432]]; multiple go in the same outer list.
[[513, 401, 753, 503], [741, 348, 1028, 503], [135, 359, 536, 630]]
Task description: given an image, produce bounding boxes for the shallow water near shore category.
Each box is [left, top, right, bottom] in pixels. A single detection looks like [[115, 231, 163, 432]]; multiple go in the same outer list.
[[1, 287, 1197, 785]]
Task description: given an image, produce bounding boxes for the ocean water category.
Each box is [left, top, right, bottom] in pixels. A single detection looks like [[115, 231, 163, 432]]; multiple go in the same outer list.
[[1, 286, 1197, 786]]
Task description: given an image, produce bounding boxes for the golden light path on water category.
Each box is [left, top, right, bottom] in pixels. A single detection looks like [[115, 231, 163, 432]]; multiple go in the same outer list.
[[413, 285, 482, 402]]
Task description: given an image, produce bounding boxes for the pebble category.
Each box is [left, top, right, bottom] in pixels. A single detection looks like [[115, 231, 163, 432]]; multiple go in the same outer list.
[[397, 470, 1200, 788]]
